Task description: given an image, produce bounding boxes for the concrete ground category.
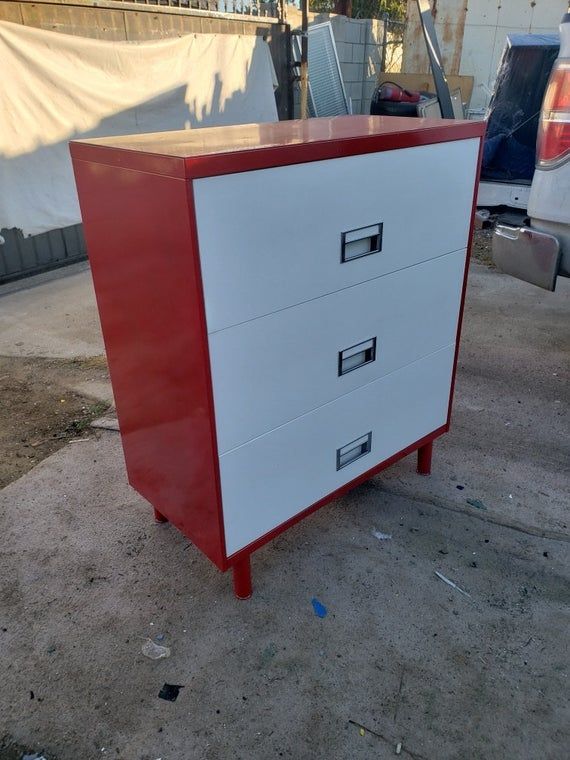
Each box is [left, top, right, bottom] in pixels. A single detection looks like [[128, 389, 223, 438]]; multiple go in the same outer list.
[[0, 263, 104, 361], [0, 261, 568, 760]]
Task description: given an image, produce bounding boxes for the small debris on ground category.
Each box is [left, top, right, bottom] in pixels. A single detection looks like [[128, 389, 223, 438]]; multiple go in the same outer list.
[[466, 498, 487, 511], [0, 355, 110, 488], [348, 720, 425, 759], [471, 228, 496, 267], [311, 598, 327, 618], [90, 415, 119, 431], [474, 209, 491, 229], [373, 529, 392, 541], [158, 683, 184, 702], [456, 485, 465, 490], [142, 638, 170, 660], [261, 641, 278, 664], [435, 570, 471, 598]]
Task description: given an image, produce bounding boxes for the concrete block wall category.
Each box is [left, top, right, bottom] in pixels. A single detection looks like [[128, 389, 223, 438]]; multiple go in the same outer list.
[[289, 10, 389, 116], [334, 15, 386, 114]]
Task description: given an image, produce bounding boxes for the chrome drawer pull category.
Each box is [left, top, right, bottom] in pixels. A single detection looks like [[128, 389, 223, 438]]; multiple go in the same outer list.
[[341, 223, 383, 262], [336, 432, 372, 470], [338, 337, 377, 376]]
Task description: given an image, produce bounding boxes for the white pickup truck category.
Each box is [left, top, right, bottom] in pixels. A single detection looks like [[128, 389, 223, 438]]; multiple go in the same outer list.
[[493, 9, 570, 290]]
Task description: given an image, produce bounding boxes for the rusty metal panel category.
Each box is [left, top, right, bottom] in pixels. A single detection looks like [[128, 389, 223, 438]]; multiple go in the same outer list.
[[0, 1, 24, 24], [403, 0, 466, 76], [20, 2, 127, 40]]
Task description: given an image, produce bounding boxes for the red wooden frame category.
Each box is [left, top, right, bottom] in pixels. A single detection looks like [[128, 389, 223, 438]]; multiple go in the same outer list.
[[71, 116, 485, 597]]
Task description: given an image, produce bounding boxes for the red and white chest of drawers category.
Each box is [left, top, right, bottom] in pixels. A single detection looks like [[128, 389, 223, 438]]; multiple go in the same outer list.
[[71, 116, 484, 597]]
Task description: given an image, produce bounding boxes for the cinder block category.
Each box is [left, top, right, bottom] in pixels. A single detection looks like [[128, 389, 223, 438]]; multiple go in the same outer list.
[[366, 56, 381, 79], [364, 80, 377, 99], [331, 15, 348, 33], [370, 18, 383, 43], [340, 62, 355, 82], [349, 62, 364, 82], [367, 45, 382, 66], [347, 96, 360, 113], [334, 40, 349, 62], [352, 43, 365, 63], [348, 81, 362, 100], [344, 20, 362, 44]]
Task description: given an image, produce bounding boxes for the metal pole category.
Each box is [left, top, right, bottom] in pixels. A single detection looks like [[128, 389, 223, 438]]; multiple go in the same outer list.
[[415, 0, 454, 118], [300, 0, 309, 119], [381, 12, 388, 73]]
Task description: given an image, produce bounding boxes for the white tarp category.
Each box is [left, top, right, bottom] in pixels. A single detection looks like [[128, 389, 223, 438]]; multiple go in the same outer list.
[[0, 20, 278, 236]]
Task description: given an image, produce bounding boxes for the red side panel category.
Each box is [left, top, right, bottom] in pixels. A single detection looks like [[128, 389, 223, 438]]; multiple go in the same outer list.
[[71, 157, 226, 569]]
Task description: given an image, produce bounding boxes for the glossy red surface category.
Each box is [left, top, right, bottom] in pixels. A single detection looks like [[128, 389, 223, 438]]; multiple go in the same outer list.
[[153, 508, 168, 523], [72, 158, 226, 569], [416, 441, 433, 476], [232, 555, 253, 600], [71, 115, 485, 179]]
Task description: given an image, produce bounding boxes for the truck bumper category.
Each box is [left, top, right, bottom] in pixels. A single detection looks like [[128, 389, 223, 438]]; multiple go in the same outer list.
[[492, 224, 561, 291]]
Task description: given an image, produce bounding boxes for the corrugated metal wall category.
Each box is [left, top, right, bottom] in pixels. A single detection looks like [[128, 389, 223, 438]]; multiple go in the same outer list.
[[0, 0, 291, 283], [0, 225, 86, 283]]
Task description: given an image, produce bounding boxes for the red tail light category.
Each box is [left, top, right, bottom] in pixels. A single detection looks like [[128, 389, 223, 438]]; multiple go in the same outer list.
[[537, 60, 570, 165]]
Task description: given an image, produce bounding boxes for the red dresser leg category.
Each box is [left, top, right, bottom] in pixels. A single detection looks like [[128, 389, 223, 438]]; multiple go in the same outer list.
[[232, 555, 252, 599], [417, 441, 433, 476], [153, 507, 168, 523]]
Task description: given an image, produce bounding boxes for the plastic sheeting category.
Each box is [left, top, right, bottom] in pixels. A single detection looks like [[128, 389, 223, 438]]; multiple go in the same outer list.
[[0, 21, 278, 236], [482, 33, 559, 183]]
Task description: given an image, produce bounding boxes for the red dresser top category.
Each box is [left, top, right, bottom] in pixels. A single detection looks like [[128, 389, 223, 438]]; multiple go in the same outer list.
[[70, 115, 485, 180]]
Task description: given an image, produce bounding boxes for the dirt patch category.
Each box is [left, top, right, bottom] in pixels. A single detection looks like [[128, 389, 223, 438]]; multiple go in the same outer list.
[[0, 355, 111, 488], [0, 734, 57, 760], [471, 228, 495, 268]]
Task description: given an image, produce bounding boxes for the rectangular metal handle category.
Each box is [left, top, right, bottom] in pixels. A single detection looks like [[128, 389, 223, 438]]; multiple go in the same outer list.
[[336, 432, 372, 470], [341, 223, 383, 262], [338, 337, 377, 376]]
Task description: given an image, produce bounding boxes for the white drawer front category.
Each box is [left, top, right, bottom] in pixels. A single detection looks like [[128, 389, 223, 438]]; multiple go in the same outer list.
[[210, 250, 465, 453], [220, 345, 455, 556], [194, 138, 479, 332]]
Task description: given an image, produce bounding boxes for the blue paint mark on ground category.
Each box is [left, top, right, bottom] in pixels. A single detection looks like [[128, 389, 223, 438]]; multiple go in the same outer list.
[[311, 598, 327, 618]]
